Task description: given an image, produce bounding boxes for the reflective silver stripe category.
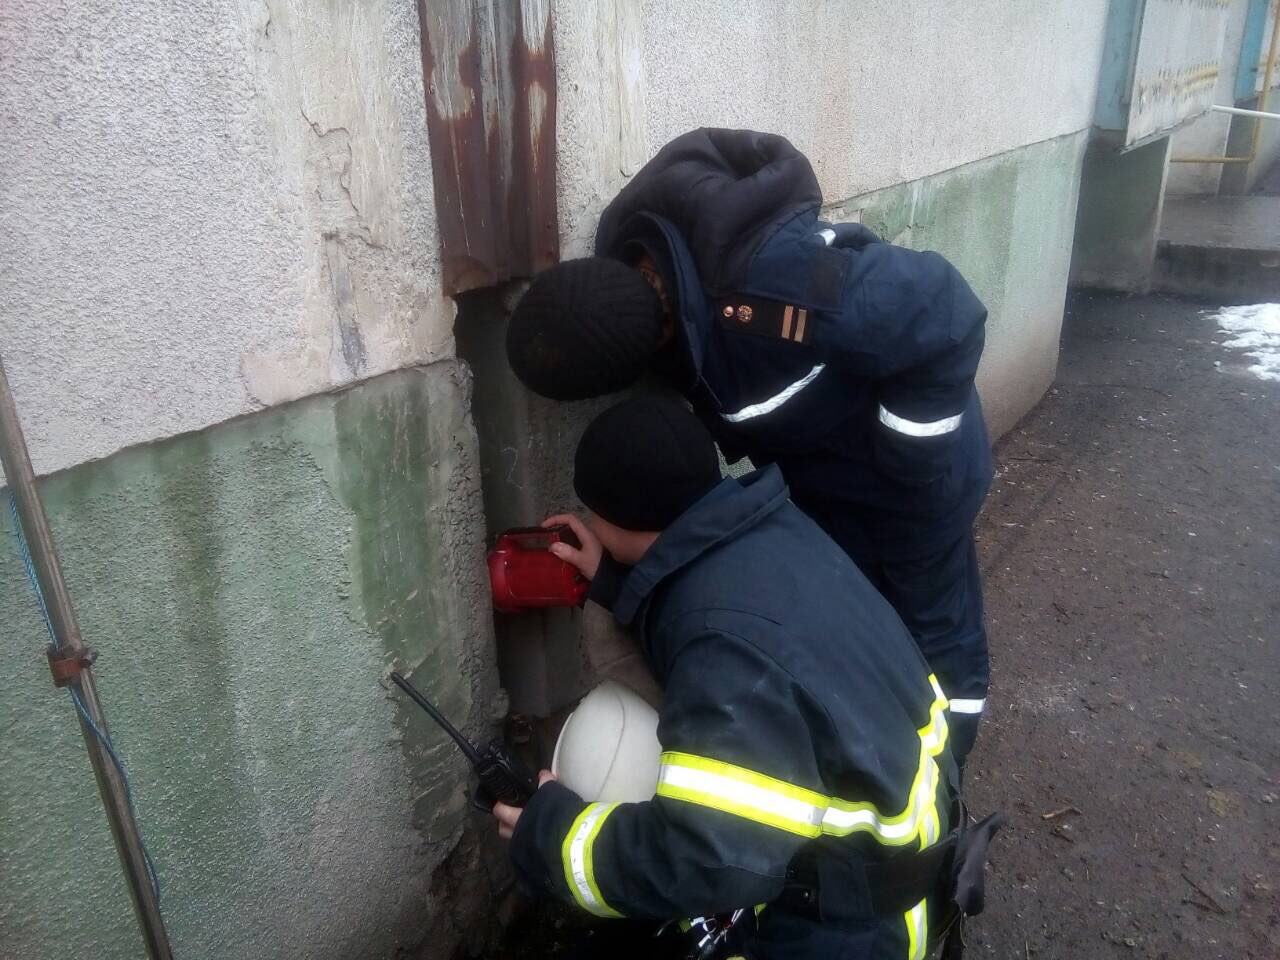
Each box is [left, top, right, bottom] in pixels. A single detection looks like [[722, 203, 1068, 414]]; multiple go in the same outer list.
[[819, 755, 937, 843], [878, 405, 963, 438], [948, 698, 986, 715], [817, 228, 836, 246], [563, 803, 622, 917], [722, 365, 826, 423], [906, 898, 928, 960]]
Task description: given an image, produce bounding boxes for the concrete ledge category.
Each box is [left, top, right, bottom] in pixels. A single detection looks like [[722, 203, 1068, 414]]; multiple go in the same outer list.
[[1155, 196, 1280, 302]]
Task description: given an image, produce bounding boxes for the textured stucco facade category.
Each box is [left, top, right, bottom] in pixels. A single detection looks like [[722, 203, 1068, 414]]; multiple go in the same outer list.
[[554, 0, 1110, 258], [0, 3, 504, 958], [0, 0, 455, 478]]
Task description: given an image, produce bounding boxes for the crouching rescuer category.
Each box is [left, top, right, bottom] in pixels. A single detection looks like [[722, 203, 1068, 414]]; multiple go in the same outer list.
[[492, 397, 1002, 960]]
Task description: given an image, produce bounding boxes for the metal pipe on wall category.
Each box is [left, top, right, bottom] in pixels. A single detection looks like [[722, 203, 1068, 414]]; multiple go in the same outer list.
[[0, 353, 174, 960], [1211, 103, 1280, 120], [1172, 5, 1280, 164]]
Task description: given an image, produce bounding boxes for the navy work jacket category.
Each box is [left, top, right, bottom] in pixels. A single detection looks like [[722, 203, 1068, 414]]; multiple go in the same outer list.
[[510, 467, 957, 958], [596, 129, 994, 560]]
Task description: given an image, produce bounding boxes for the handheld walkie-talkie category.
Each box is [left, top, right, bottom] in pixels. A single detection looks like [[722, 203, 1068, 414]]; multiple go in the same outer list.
[[389, 671, 538, 810]]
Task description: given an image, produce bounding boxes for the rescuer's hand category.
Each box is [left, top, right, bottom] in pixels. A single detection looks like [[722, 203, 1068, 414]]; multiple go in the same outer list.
[[542, 514, 603, 580], [494, 769, 557, 840]]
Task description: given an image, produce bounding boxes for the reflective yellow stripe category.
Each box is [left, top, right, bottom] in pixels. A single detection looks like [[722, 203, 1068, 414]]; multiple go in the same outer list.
[[561, 802, 623, 918], [656, 676, 952, 852], [657, 751, 826, 837], [915, 676, 950, 852], [905, 898, 928, 960], [823, 675, 950, 850]]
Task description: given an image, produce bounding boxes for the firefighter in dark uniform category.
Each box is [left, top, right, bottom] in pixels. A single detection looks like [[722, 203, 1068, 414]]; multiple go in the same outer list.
[[506, 129, 993, 764], [493, 397, 997, 960]]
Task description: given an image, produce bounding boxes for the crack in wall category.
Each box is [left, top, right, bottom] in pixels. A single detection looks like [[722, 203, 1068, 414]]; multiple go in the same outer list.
[[299, 105, 377, 246], [323, 233, 367, 376]]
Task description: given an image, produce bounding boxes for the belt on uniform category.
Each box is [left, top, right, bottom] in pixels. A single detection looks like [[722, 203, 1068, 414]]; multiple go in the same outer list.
[[777, 806, 1005, 956]]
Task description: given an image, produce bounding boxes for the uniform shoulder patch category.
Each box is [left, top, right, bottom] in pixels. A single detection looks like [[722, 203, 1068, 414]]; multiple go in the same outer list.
[[716, 294, 813, 346]]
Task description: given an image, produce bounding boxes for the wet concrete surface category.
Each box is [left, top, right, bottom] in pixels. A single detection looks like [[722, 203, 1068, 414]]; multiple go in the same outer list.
[[966, 290, 1280, 959], [1155, 159, 1280, 302], [1159, 195, 1280, 253], [1155, 194, 1280, 302], [1255, 157, 1280, 196]]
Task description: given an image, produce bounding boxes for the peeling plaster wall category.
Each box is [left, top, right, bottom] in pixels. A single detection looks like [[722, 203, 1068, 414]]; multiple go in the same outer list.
[[1, 9, 511, 956], [0, 0, 452, 477], [0, 364, 507, 960]]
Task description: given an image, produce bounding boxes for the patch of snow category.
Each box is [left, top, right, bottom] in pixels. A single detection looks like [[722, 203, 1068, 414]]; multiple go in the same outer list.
[[1207, 303, 1280, 381]]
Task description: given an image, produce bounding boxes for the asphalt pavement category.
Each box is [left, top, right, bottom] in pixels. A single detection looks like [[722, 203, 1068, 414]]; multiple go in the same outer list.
[[966, 290, 1280, 959]]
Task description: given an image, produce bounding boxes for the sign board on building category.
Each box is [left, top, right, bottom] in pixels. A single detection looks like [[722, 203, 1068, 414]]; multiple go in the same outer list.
[[1095, 0, 1233, 150]]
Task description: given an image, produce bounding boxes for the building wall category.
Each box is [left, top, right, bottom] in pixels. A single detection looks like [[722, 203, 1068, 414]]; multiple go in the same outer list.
[[1221, 89, 1280, 193], [0, 3, 504, 958], [556, 0, 1110, 258], [1071, 136, 1175, 294], [1225, 0, 1280, 191], [1168, 0, 1259, 195], [0, 365, 505, 959], [0, 0, 456, 478], [1168, 0, 1280, 195], [3, 1, 1120, 956]]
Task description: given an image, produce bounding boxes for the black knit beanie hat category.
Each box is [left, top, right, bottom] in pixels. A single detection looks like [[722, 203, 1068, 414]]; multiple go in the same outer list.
[[574, 396, 722, 532], [507, 257, 664, 401]]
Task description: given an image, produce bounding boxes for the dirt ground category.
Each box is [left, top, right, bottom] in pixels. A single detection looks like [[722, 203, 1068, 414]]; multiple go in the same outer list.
[[965, 290, 1280, 959], [484, 289, 1280, 960]]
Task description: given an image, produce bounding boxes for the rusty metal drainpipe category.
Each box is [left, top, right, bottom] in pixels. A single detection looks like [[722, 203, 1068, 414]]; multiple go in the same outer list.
[[1172, 8, 1280, 165], [0, 351, 174, 960]]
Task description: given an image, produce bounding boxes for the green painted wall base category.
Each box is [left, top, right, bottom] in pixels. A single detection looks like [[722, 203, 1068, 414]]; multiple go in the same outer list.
[[842, 131, 1090, 438], [1070, 136, 1172, 295], [0, 363, 506, 959]]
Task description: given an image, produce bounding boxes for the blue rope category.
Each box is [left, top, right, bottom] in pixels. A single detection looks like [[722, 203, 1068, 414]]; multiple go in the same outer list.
[[9, 494, 54, 643], [7, 492, 161, 903]]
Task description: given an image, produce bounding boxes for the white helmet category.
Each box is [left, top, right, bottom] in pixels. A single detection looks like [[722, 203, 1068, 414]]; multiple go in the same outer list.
[[552, 680, 662, 803]]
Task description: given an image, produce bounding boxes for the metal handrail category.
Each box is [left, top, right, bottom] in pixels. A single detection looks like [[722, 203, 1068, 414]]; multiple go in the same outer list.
[[1171, 8, 1280, 165]]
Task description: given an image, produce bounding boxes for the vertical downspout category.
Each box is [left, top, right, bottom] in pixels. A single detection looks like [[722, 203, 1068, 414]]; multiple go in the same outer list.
[[418, 1, 592, 718]]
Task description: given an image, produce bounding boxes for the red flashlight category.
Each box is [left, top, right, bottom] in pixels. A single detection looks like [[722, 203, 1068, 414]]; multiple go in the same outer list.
[[487, 526, 589, 614]]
